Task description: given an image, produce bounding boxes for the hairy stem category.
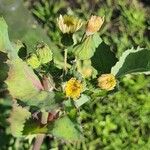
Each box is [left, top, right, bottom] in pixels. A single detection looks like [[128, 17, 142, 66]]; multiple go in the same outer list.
[[64, 48, 68, 74], [32, 112, 47, 150], [32, 134, 45, 150]]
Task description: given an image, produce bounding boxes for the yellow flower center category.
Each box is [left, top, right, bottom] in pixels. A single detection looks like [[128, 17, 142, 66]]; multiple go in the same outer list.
[[57, 14, 83, 33], [64, 18, 75, 27]]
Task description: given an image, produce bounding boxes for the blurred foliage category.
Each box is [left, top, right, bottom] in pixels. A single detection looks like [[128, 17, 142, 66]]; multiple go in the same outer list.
[[29, 0, 150, 56], [0, 0, 150, 149]]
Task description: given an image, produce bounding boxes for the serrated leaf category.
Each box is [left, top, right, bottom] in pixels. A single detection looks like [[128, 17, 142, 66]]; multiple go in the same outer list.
[[9, 103, 31, 137], [74, 33, 102, 60], [111, 48, 150, 77], [0, 17, 57, 118], [51, 116, 82, 141], [23, 91, 56, 110], [91, 42, 118, 73], [23, 119, 48, 135], [0, 17, 46, 104], [26, 53, 41, 69], [22, 28, 51, 53], [0, 18, 57, 109], [5, 59, 44, 100], [74, 94, 90, 108], [36, 43, 53, 64], [23, 116, 82, 141]]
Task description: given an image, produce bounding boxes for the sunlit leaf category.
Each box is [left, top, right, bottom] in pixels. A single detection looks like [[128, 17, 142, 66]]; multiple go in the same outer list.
[[9, 103, 31, 137], [74, 94, 90, 108], [111, 47, 150, 77], [23, 116, 82, 141], [51, 116, 82, 141], [0, 17, 58, 109], [73, 33, 102, 60]]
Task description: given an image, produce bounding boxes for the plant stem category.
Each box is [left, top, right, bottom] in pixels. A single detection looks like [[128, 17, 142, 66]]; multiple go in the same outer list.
[[64, 48, 68, 74], [32, 112, 47, 150], [41, 110, 49, 125], [32, 134, 45, 150], [80, 33, 86, 43]]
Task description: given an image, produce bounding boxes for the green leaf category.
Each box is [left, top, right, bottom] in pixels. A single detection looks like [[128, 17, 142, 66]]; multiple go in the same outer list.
[[0, 17, 18, 59], [5, 59, 44, 100], [0, 18, 57, 109], [21, 28, 51, 53], [51, 116, 82, 141], [23, 91, 56, 110], [74, 94, 90, 108], [23, 116, 82, 141], [23, 119, 48, 135], [51, 43, 71, 69], [74, 33, 102, 60], [91, 42, 118, 73], [0, 1, 51, 53], [0, 59, 9, 82], [9, 103, 31, 137], [26, 53, 41, 69], [111, 48, 150, 77], [0, 18, 50, 105], [36, 43, 53, 64], [5, 60, 56, 108]]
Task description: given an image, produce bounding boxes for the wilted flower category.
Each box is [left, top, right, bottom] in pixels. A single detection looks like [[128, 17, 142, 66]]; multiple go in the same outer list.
[[57, 15, 83, 34], [65, 78, 83, 99], [86, 15, 104, 36], [79, 67, 93, 78], [26, 54, 40, 69], [98, 74, 116, 91]]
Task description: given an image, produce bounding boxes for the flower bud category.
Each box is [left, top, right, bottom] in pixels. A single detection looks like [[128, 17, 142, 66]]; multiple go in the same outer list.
[[36, 43, 52, 64], [98, 74, 116, 91], [26, 54, 40, 69], [79, 67, 93, 78], [86, 15, 104, 36]]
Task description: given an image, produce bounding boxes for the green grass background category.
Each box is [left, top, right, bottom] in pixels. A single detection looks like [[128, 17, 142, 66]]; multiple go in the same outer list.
[[0, 0, 150, 149]]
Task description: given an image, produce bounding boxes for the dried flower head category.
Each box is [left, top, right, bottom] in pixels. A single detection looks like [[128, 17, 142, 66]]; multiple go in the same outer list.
[[98, 74, 116, 91], [80, 67, 93, 78], [86, 15, 104, 36], [65, 78, 83, 99], [57, 15, 83, 34]]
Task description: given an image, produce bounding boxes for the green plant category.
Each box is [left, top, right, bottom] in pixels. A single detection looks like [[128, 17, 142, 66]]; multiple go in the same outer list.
[[0, 8, 150, 149]]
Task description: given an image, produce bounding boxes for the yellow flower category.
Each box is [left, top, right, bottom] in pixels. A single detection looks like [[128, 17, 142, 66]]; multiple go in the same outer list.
[[57, 15, 83, 34], [86, 15, 104, 36], [65, 78, 83, 99], [98, 74, 116, 91]]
